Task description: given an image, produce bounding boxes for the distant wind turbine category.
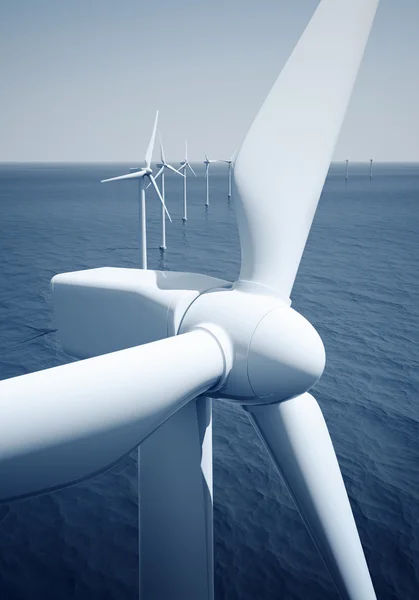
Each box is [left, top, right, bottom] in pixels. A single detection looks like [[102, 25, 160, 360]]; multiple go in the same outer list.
[[345, 159, 350, 181], [204, 154, 216, 207], [217, 151, 237, 199], [179, 141, 197, 222], [369, 158, 373, 180], [153, 133, 185, 251], [101, 111, 171, 269]]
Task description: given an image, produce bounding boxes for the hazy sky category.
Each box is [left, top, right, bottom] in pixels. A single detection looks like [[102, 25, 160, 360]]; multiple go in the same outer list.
[[0, 0, 418, 162]]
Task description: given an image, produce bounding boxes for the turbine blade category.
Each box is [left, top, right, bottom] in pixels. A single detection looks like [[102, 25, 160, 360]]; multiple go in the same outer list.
[[159, 130, 166, 164], [166, 164, 186, 177], [145, 110, 159, 168], [230, 150, 237, 163], [247, 394, 377, 600], [148, 175, 172, 222], [154, 166, 165, 180], [233, 0, 379, 300], [0, 330, 224, 501], [101, 170, 147, 183], [188, 163, 198, 177]]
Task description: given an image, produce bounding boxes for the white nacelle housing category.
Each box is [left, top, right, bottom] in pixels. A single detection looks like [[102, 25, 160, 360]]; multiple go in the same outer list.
[[52, 267, 230, 359]]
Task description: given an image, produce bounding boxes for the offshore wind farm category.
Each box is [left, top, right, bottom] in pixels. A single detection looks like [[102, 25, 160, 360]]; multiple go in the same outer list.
[[1, 159, 418, 600], [0, 0, 418, 599]]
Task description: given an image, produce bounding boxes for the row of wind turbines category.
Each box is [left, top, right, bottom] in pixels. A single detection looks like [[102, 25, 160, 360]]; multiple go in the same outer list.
[[102, 111, 235, 263]]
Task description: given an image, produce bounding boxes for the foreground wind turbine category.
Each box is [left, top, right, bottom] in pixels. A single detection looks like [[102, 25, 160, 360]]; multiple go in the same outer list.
[[218, 151, 237, 199], [101, 111, 171, 268], [179, 140, 197, 221], [0, 2, 380, 599], [153, 133, 185, 250], [204, 154, 216, 206]]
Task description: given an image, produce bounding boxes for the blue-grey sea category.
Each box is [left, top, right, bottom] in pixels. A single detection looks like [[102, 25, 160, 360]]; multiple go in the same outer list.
[[0, 162, 418, 600]]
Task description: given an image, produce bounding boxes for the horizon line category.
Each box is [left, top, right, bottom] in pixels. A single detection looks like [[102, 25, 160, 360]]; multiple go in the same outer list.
[[1, 160, 418, 165]]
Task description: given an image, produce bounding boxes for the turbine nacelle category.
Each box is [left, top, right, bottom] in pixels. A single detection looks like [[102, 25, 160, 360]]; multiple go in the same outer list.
[[52, 270, 325, 406], [180, 287, 325, 404]]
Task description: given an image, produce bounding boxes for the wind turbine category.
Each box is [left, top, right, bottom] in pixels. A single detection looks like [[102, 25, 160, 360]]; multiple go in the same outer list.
[[345, 158, 350, 181], [179, 140, 197, 221], [370, 158, 373, 180], [204, 154, 216, 206], [0, 2, 380, 600], [153, 132, 185, 251], [218, 151, 237, 199], [101, 111, 171, 269]]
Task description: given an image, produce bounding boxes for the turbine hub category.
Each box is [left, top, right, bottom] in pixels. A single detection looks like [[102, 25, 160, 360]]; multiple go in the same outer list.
[[179, 288, 325, 405]]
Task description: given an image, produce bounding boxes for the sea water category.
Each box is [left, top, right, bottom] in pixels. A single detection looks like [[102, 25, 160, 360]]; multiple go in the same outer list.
[[0, 162, 418, 599]]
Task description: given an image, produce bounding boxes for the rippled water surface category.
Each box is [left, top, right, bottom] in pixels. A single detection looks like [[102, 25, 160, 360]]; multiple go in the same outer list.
[[0, 162, 418, 599]]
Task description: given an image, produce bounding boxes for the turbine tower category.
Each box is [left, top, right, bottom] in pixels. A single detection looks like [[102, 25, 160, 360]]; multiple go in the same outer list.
[[345, 158, 349, 181], [370, 158, 373, 180], [101, 111, 171, 269], [153, 132, 185, 251], [218, 151, 237, 199], [0, 2, 380, 599], [204, 154, 216, 206], [179, 140, 197, 221]]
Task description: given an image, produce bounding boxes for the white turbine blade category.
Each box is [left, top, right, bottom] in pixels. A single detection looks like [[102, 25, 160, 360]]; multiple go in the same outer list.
[[230, 150, 237, 163], [247, 394, 377, 600], [148, 175, 172, 222], [0, 330, 224, 501], [188, 163, 198, 177], [145, 110, 159, 168], [166, 163, 186, 177], [234, 0, 379, 299], [154, 165, 165, 180], [101, 169, 147, 183], [145, 166, 164, 191], [159, 130, 166, 164], [204, 153, 210, 162]]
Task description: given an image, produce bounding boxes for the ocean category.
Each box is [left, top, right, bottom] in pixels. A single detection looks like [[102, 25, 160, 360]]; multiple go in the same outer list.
[[0, 162, 418, 599]]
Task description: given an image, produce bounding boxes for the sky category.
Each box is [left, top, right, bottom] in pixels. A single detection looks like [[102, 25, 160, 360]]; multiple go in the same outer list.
[[0, 0, 418, 162]]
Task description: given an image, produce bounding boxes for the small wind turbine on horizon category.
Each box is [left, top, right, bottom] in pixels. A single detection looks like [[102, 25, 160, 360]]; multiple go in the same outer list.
[[179, 140, 197, 222], [101, 111, 171, 269], [345, 158, 349, 181], [153, 133, 185, 251], [370, 158, 373, 180], [217, 151, 237, 199], [204, 154, 216, 207]]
